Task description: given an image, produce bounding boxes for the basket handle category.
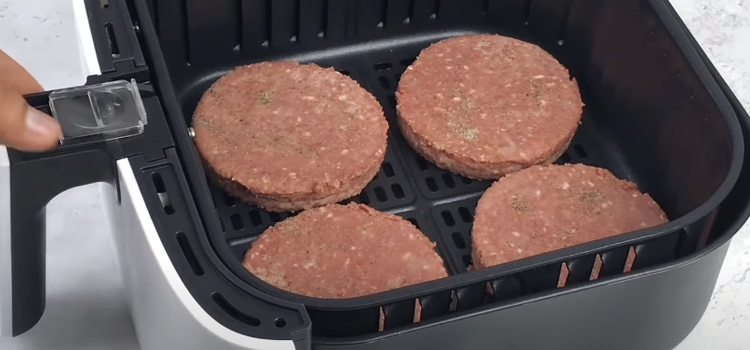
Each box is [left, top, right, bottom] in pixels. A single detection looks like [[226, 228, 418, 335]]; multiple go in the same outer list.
[[0, 93, 122, 337]]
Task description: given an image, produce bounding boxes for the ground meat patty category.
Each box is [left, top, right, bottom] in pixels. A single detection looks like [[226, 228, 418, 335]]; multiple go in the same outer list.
[[396, 34, 584, 180], [472, 164, 668, 269], [193, 62, 388, 212], [243, 203, 448, 299]]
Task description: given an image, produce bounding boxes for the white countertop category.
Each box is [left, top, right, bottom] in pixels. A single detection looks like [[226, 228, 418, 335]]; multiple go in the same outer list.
[[0, 0, 749, 349]]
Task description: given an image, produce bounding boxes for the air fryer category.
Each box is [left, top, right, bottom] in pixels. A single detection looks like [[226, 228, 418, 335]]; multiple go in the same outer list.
[[1, 0, 749, 350]]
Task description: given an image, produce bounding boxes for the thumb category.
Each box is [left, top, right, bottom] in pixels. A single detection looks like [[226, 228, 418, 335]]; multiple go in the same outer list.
[[0, 83, 61, 152]]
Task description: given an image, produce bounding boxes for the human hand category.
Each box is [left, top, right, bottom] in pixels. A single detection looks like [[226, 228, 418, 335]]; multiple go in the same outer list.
[[0, 49, 62, 152]]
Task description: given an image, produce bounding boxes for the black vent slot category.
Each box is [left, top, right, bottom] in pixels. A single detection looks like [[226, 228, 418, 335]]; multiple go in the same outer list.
[[104, 22, 120, 57], [152, 173, 174, 215], [223, 193, 236, 207], [249, 210, 263, 226], [181, 0, 191, 64], [230, 213, 244, 230], [211, 293, 261, 326], [176, 232, 204, 276], [451, 232, 466, 249], [374, 62, 393, 71], [391, 184, 405, 198]]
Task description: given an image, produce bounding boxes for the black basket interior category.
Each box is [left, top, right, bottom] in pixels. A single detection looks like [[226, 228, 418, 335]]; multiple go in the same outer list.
[[142, 0, 739, 339]]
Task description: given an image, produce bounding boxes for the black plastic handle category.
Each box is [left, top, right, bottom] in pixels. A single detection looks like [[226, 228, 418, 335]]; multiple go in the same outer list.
[[9, 150, 118, 336], [5, 94, 122, 336]]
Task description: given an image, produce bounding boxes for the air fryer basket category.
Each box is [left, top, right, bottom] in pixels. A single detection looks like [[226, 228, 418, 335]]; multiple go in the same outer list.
[[135, 0, 743, 343]]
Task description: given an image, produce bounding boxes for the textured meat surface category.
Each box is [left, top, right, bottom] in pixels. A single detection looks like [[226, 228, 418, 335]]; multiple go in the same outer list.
[[243, 204, 449, 299], [472, 164, 668, 268], [193, 62, 388, 211], [396, 34, 584, 179]]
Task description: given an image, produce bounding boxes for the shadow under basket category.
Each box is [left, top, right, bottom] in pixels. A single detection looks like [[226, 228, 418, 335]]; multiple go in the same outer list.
[[132, 0, 746, 348]]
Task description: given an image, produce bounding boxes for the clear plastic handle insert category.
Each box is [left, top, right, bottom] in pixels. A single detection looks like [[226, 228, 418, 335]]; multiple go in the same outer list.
[[48, 79, 148, 144]]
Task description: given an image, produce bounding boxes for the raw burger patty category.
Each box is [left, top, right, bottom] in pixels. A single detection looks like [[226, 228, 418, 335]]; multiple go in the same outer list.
[[193, 61, 388, 212], [243, 203, 448, 299], [396, 34, 584, 180], [472, 164, 668, 269]]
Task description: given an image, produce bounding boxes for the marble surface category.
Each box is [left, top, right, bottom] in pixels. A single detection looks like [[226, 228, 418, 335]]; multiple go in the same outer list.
[[0, 0, 749, 349]]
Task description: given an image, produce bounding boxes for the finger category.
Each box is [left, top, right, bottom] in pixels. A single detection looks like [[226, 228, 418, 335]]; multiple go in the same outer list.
[[0, 50, 44, 95], [0, 84, 61, 152]]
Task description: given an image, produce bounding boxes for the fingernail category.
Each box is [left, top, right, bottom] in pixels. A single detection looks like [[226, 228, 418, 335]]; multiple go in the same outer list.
[[25, 107, 60, 137]]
